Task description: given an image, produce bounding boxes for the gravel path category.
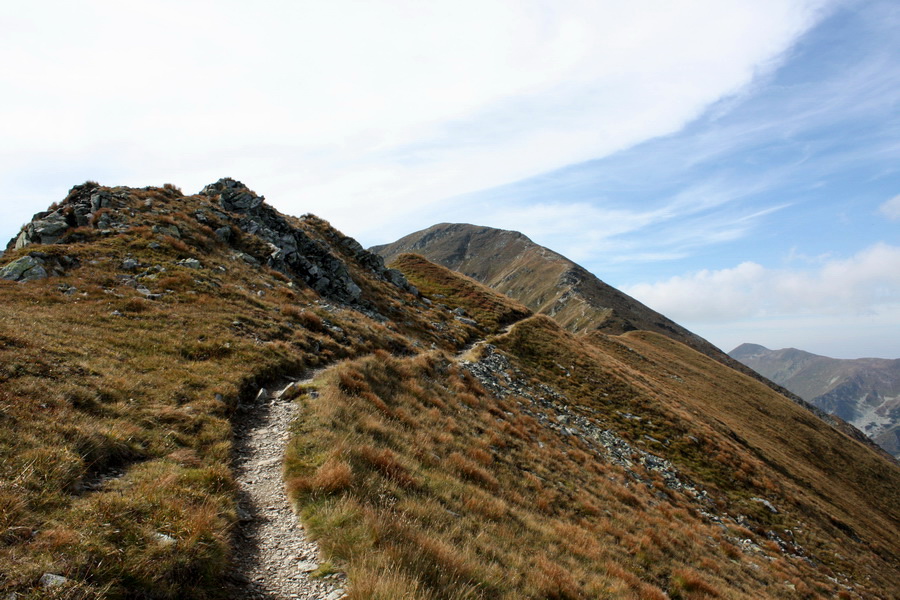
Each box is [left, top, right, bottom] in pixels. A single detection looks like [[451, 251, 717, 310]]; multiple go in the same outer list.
[[227, 378, 347, 600]]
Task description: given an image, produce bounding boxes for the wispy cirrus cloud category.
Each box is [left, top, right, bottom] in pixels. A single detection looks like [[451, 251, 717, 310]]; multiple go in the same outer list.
[[0, 0, 837, 247], [426, 1, 900, 282]]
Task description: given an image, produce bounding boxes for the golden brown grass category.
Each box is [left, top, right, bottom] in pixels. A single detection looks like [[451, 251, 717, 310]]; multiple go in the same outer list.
[[390, 253, 531, 334], [284, 330, 895, 599], [2, 181, 897, 599], [0, 183, 456, 598]]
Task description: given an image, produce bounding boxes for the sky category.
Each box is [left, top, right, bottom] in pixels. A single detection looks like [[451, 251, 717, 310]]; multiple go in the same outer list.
[[1, 0, 898, 359]]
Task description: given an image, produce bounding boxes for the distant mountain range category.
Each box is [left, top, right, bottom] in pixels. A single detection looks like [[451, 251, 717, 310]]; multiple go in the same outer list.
[[730, 343, 900, 458]]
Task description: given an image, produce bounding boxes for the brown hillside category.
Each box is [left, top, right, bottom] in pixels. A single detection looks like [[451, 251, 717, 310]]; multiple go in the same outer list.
[[372, 223, 881, 455], [1, 181, 897, 599]]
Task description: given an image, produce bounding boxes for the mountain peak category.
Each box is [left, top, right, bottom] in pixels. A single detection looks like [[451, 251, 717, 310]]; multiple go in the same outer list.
[[374, 224, 827, 406]]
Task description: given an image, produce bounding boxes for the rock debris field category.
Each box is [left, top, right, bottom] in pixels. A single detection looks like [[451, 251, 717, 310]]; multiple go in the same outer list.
[[227, 377, 347, 600]]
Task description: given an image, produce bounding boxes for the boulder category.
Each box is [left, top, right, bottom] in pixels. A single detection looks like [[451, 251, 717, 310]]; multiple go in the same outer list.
[[16, 214, 71, 248], [0, 255, 48, 281]]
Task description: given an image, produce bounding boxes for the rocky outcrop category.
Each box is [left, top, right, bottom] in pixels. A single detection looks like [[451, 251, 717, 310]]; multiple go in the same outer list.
[[5, 177, 416, 306], [0, 251, 79, 282], [7, 182, 128, 251], [199, 178, 416, 304]]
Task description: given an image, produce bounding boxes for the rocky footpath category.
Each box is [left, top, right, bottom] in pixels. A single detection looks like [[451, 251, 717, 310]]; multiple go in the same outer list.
[[228, 377, 347, 600]]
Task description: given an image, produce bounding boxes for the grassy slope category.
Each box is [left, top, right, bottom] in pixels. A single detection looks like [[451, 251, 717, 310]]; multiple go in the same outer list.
[[0, 184, 470, 598], [2, 186, 898, 599], [373, 223, 858, 447], [389, 254, 531, 333], [288, 267, 900, 598]]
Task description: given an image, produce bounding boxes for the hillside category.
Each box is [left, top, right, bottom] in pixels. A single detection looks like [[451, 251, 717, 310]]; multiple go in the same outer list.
[[371, 223, 679, 336], [730, 343, 900, 458], [0, 181, 897, 599], [371, 223, 878, 450]]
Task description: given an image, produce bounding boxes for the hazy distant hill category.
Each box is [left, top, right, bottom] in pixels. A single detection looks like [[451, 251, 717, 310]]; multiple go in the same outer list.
[[0, 184, 897, 597], [730, 343, 900, 458]]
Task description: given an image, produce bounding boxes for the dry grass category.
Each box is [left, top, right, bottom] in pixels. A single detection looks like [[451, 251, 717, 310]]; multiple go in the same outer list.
[[2, 181, 897, 599], [390, 253, 531, 334], [0, 183, 460, 598], [282, 305, 898, 599]]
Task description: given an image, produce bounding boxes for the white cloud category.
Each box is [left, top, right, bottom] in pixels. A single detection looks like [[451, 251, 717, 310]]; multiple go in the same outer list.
[[623, 243, 900, 358], [623, 243, 900, 322], [880, 195, 900, 220], [0, 0, 835, 246]]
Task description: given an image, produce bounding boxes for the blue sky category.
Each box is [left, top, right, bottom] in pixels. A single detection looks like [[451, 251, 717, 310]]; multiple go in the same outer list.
[[1, 1, 898, 358]]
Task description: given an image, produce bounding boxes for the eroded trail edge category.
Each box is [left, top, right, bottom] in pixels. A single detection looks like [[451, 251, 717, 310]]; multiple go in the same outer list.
[[229, 377, 346, 600]]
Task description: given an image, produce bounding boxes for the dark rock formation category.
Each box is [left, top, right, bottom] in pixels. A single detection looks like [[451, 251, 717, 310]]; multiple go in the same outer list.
[[198, 177, 416, 304]]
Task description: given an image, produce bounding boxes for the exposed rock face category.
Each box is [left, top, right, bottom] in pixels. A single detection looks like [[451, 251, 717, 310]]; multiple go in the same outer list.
[[8, 182, 124, 252], [199, 177, 416, 304], [0, 255, 48, 281], [731, 343, 900, 458]]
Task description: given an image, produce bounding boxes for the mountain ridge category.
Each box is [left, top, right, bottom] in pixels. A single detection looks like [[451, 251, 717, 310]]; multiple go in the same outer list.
[[0, 182, 897, 598], [372, 222, 885, 456]]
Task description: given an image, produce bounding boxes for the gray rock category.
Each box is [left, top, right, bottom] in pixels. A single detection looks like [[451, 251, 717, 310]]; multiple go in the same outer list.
[[0, 255, 48, 281], [39, 573, 69, 588], [30, 214, 70, 244], [152, 224, 181, 238], [235, 252, 260, 266], [274, 382, 297, 399], [121, 258, 140, 271], [297, 560, 318, 573], [90, 192, 110, 212], [751, 497, 779, 513], [201, 178, 265, 212], [135, 287, 162, 300], [14, 230, 29, 250], [215, 226, 232, 242], [198, 178, 387, 305], [177, 258, 202, 269], [153, 532, 176, 545]]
